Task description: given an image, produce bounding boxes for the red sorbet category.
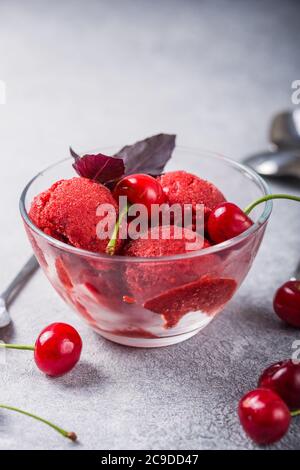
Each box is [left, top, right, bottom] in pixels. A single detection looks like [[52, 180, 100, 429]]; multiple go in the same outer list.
[[123, 224, 210, 258], [158, 170, 226, 222], [144, 275, 237, 328], [29, 177, 120, 253], [122, 225, 220, 302]]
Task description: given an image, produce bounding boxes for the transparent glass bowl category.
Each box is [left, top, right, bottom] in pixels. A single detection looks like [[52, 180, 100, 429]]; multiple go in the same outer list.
[[20, 148, 272, 347]]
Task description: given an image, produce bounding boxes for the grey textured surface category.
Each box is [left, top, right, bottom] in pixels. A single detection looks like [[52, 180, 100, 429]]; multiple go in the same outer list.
[[0, 0, 300, 450]]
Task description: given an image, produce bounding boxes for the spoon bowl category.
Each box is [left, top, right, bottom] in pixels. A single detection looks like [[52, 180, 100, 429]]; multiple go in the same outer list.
[[244, 148, 300, 179]]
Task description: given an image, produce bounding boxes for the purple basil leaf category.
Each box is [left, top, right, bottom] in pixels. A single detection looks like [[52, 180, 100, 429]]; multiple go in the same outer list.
[[115, 133, 176, 176], [70, 147, 125, 184]]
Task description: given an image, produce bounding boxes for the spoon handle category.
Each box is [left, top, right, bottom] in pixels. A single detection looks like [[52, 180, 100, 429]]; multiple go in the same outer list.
[[290, 260, 300, 281], [0, 255, 39, 305]]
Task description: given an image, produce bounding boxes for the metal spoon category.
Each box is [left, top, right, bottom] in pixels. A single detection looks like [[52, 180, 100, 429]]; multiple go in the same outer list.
[[0, 255, 39, 327], [244, 148, 300, 178], [244, 109, 300, 178], [270, 109, 300, 148], [290, 259, 300, 281]]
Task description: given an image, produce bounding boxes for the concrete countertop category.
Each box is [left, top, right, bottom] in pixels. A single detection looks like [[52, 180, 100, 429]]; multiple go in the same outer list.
[[0, 0, 299, 450]]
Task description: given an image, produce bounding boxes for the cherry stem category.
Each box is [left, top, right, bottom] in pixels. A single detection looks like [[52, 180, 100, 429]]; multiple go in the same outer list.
[[244, 194, 300, 215], [291, 409, 300, 417], [106, 203, 129, 255], [0, 343, 34, 351], [0, 404, 77, 441]]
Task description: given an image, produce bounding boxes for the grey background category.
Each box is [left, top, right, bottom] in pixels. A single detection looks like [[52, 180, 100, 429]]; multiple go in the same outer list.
[[0, 0, 300, 450]]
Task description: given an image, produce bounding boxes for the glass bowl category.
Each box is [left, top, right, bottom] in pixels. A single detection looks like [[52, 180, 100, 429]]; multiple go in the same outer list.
[[20, 147, 272, 347]]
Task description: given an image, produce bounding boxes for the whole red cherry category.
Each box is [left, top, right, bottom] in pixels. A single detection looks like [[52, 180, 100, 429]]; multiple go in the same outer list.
[[34, 323, 82, 376], [238, 388, 290, 445], [0, 322, 82, 377], [207, 202, 253, 244], [113, 173, 167, 213], [273, 280, 300, 328], [258, 359, 300, 410]]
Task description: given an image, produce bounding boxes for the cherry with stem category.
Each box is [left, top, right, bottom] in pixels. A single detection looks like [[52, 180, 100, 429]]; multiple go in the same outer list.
[[240, 359, 300, 445], [238, 388, 300, 445], [0, 322, 82, 377], [208, 193, 300, 244], [273, 280, 300, 328], [258, 359, 300, 409], [107, 173, 167, 255], [113, 174, 166, 212]]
